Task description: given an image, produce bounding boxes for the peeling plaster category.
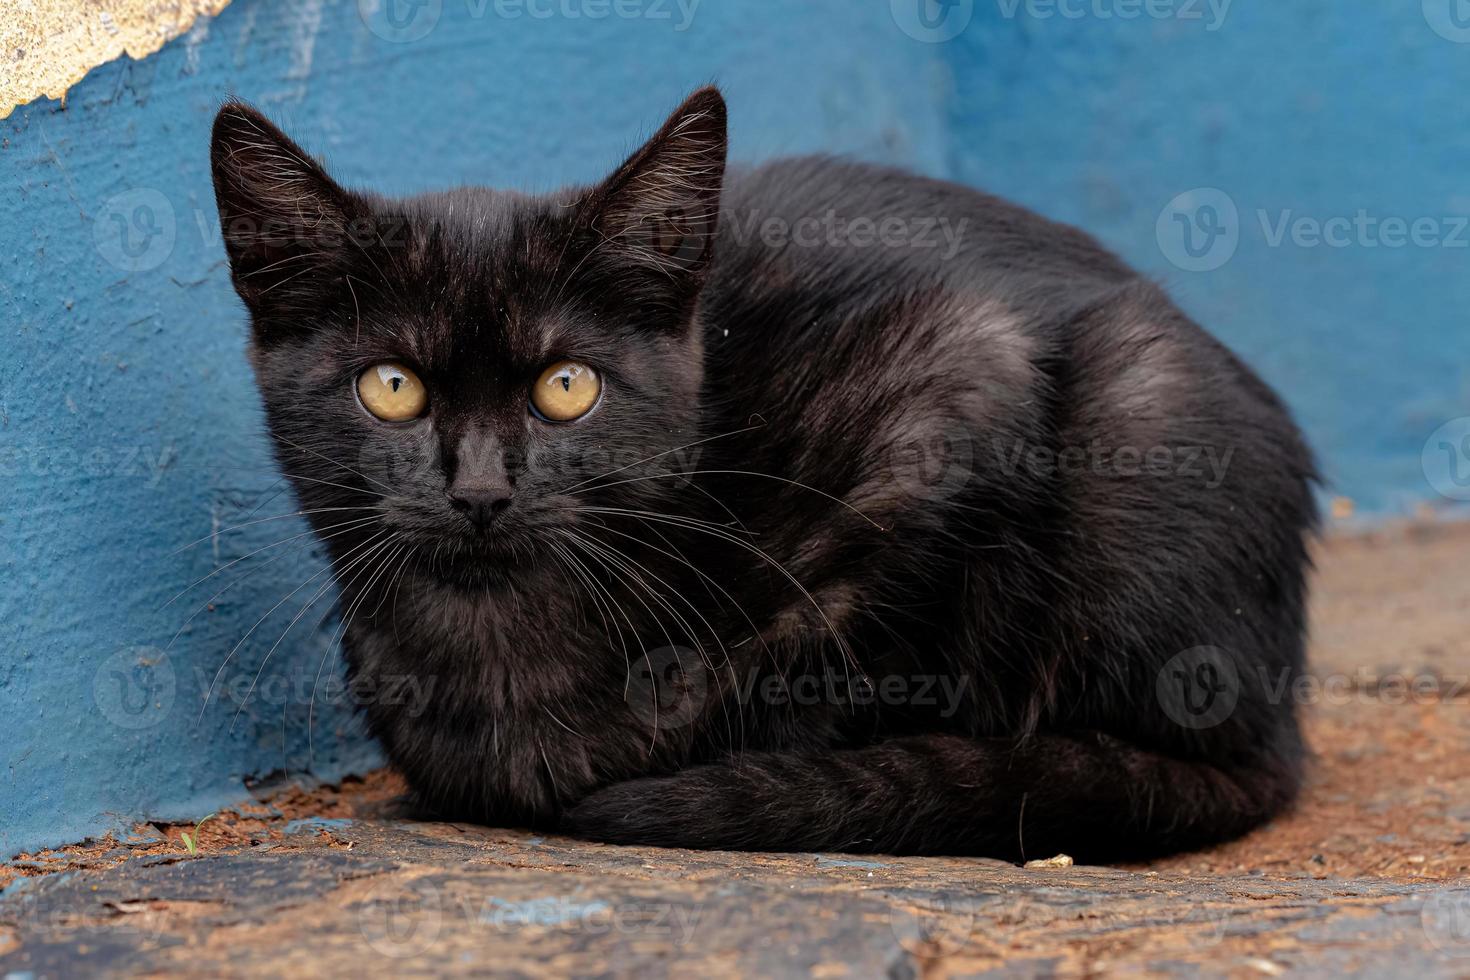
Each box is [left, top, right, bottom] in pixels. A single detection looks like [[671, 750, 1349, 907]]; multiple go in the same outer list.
[[1, 0, 233, 119]]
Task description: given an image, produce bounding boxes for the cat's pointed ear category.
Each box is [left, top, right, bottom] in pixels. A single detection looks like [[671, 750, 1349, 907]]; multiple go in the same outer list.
[[585, 86, 728, 281], [210, 102, 356, 315]]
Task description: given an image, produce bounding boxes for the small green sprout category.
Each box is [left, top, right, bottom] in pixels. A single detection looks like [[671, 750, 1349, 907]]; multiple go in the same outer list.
[[180, 813, 217, 855]]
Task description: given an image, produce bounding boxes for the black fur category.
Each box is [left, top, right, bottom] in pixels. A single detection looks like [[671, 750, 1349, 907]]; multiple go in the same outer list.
[[210, 87, 1317, 861]]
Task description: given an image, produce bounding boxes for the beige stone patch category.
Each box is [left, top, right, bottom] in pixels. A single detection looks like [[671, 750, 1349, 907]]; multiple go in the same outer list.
[[1, 0, 232, 119]]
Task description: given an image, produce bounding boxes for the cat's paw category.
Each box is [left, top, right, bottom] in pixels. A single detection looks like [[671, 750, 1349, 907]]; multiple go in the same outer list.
[[561, 768, 753, 849]]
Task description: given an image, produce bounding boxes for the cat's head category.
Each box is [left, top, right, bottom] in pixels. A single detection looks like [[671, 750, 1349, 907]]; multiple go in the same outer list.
[[210, 89, 727, 586]]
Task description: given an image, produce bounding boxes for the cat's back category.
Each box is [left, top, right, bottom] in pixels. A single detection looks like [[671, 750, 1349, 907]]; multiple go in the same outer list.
[[700, 155, 1149, 439], [710, 156, 1136, 309], [700, 155, 1316, 541], [703, 156, 1286, 418]]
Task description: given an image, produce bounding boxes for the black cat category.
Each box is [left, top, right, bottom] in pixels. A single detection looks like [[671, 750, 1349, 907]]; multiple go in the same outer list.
[[210, 87, 1317, 860]]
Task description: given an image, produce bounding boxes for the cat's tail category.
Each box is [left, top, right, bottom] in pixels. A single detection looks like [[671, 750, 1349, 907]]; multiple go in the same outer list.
[[560, 732, 1299, 860]]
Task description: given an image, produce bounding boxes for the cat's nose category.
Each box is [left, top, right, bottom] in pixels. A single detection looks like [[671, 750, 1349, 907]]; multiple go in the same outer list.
[[449, 487, 513, 528]]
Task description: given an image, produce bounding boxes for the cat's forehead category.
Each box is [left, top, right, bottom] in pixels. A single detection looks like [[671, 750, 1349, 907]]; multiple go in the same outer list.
[[370, 191, 593, 369], [369, 283, 585, 378]]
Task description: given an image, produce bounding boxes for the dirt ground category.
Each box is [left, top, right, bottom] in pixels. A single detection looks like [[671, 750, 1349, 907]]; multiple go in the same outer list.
[[4, 520, 1470, 976]]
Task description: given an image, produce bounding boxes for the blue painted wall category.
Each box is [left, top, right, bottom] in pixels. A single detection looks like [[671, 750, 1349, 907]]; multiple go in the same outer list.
[[2, 0, 1467, 856], [939, 1, 1470, 514]]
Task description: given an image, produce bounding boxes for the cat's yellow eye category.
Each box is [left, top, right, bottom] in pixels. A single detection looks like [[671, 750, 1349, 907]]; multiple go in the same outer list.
[[531, 361, 601, 422], [357, 363, 428, 422]]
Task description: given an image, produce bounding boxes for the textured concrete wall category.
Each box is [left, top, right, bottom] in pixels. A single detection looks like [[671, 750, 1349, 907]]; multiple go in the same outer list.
[[3, 0, 1467, 857]]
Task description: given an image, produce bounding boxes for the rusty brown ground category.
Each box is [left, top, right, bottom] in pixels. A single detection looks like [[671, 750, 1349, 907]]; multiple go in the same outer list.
[[4, 521, 1470, 976]]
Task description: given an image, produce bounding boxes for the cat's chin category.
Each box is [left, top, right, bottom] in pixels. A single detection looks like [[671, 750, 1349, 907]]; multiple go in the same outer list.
[[423, 539, 549, 594], [428, 561, 526, 594]]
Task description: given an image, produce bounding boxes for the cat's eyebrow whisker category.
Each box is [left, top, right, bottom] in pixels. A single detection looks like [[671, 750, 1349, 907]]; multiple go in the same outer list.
[[274, 433, 399, 496], [169, 506, 383, 557], [238, 249, 330, 280], [573, 469, 887, 532], [197, 528, 391, 724], [547, 232, 619, 311], [555, 422, 767, 495], [345, 274, 363, 346], [255, 260, 327, 297], [161, 514, 384, 610], [336, 214, 392, 292], [542, 210, 588, 313]]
